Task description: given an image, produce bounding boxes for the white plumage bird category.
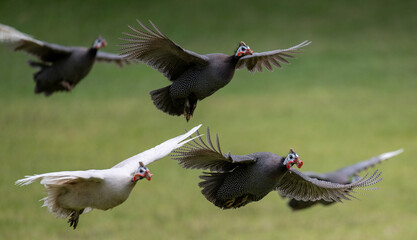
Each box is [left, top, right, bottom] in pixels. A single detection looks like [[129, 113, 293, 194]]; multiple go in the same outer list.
[[15, 124, 202, 229]]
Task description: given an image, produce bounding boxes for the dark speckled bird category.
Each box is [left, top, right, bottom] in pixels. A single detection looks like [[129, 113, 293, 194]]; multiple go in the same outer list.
[[0, 23, 130, 96], [120, 20, 310, 121], [171, 128, 383, 209], [285, 149, 403, 211]]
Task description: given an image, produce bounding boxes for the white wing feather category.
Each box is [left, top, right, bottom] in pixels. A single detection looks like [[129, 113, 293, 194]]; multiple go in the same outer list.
[[15, 170, 105, 186], [378, 148, 404, 160], [112, 124, 202, 168], [15, 124, 202, 186]]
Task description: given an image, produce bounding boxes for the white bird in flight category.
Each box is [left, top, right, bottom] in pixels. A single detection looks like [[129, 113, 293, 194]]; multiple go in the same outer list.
[[15, 124, 202, 229]]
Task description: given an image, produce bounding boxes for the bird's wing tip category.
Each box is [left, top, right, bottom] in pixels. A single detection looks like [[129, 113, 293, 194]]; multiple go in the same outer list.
[[380, 148, 404, 160]]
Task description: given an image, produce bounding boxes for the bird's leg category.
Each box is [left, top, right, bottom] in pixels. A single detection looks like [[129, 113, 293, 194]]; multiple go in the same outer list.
[[183, 94, 198, 122], [68, 209, 83, 229], [224, 198, 236, 208], [235, 195, 249, 208], [61, 81, 73, 91], [184, 99, 191, 122]]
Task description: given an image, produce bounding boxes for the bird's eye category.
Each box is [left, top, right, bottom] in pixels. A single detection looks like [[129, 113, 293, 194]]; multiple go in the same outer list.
[[240, 46, 247, 52], [289, 154, 294, 160], [139, 168, 145, 173]]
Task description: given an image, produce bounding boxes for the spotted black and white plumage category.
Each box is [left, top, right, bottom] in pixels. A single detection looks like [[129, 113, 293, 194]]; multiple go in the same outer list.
[[285, 149, 403, 211], [120, 20, 310, 121], [0, 23, 130, 96], [15, 125, 202, 229], [171, 128, 383, 209]]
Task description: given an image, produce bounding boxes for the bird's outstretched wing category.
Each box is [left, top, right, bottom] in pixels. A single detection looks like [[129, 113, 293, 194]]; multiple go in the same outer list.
[[276, 168, 382, 202], [284, 149, 402, 211], [15, 170, 105, 186], [171, 127, 256, 172], [0, 23, 73, 62], [119, 19, 209, 80], [334, 149, 403, 178], [95, 51, 131, 67], [112, 124, 203, 169], [236, 40, 311, 72]]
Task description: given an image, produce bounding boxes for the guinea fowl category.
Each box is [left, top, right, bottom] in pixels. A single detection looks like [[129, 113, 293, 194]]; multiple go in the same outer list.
[[285, 149, 403, 211], [171, 128, 383, 209], [0, 23, 130, 96], [15, 124, 201, 229], [120, 20, 311, 121]]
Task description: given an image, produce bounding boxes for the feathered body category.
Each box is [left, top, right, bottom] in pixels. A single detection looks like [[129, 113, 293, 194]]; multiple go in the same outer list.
[[121, 20, 310, 121], [152, 54, 238, 116], [16, 125, 202, 229], [172, 128, 383, 209], [201, 152, 287, 208], [18, 169, 133, 219], [30, 47, 98, 95], [0, 23, 130, 96]]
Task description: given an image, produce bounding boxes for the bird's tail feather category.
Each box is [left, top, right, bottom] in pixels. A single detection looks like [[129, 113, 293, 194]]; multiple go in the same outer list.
[[199, 172, 226, 207], [15, 174, 74, 218], [150, 85, 183, 116], [199, 172, 253, 209]]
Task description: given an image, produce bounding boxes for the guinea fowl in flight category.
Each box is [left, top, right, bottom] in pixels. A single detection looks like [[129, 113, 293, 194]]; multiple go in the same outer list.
[[285, 148, 403, 211], [120, 20, 311, 121], [171, 128, 383, 209], [15, 125, 201, 229], [0, 23, 130, 96]]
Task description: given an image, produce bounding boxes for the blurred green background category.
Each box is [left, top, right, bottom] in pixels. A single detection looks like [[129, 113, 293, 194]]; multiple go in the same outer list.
[[1, 0, 416, 239]]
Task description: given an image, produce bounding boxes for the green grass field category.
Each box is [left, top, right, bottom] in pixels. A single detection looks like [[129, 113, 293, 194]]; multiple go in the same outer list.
[[1, 0, 416, 239]]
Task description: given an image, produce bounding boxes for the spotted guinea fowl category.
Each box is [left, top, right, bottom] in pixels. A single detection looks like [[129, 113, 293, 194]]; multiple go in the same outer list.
[[171, 128, 382, 209], [15, 125, 201, 229], [284, 148, 403, 211], [120, 20, 311, 121], [0, 23, 130, 96]]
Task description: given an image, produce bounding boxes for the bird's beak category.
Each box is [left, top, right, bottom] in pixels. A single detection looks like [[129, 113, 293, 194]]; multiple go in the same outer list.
[[101, 40, 108, 48], [132, 170, 153, 182], [145, 170, 153, 181], [246, 49, 254, 55], [285, 157, 303, 169], [95, 39, 107, 49], [294, 157, 303, 168]]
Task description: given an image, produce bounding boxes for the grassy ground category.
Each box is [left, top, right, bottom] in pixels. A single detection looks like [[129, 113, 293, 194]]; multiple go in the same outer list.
[[1, 0, 416, 239]]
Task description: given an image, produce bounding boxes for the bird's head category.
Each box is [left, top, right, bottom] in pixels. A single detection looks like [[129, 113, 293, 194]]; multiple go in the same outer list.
[[234, 41, 253, 57], [283, 148, 303, 169], [132, 162, 153, 182], [92, 36, 107, 49]]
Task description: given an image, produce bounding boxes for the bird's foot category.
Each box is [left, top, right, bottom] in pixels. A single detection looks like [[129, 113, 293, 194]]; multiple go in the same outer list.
[[183, 95, 197, 122], [223, 199, 236, 208], [61, 81, 73, 91], [68, 209, 83, 229], [184, 103, 192, 122], [234, 195, 249, 208]]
